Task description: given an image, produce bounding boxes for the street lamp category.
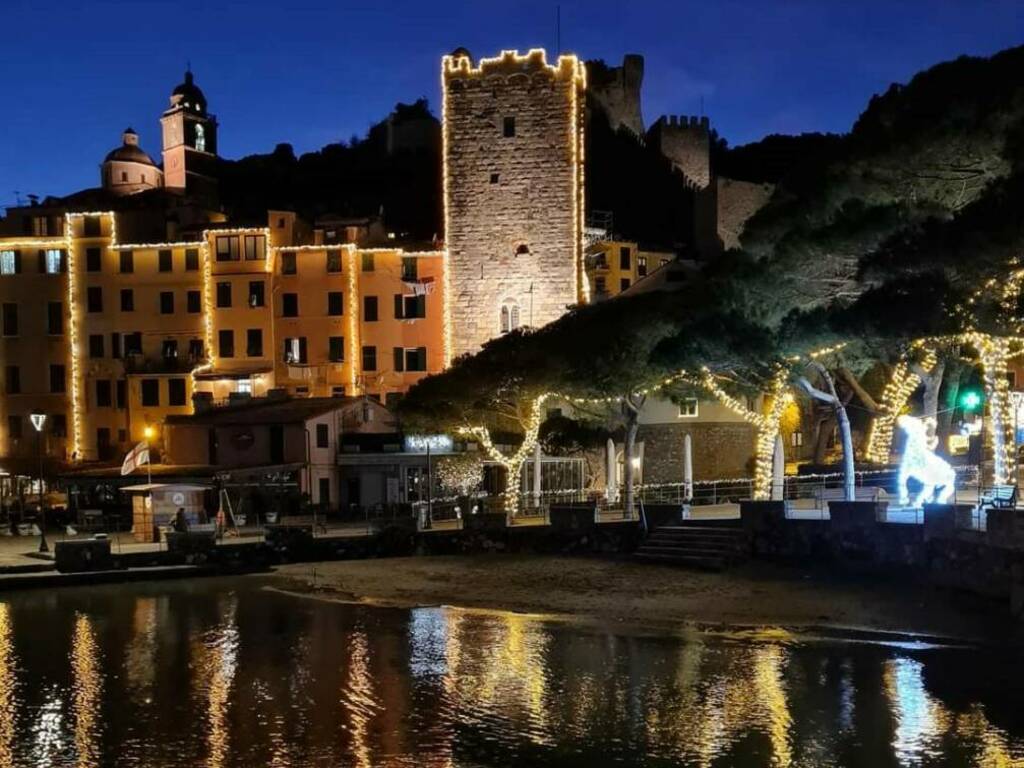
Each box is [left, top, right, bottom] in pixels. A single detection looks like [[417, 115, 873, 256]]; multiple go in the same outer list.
[[29, 413, 47, 553]]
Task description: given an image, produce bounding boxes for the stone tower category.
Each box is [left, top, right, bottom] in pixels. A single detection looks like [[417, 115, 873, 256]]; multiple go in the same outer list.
[[442, 49, 587, 359], [646, 115, 718, 257], [160, 70, 219, 198]]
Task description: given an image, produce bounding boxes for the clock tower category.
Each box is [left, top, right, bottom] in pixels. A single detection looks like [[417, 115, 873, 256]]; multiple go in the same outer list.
[[161, 69, 219, 198]]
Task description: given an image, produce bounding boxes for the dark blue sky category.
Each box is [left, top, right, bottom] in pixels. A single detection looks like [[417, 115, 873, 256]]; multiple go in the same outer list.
[[2, 0, 1020, 207]]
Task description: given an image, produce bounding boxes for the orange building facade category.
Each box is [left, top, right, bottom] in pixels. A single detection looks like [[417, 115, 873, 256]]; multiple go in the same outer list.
[[0, 210, 447, 463]]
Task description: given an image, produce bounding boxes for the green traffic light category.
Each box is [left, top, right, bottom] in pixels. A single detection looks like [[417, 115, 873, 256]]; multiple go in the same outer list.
[[960, 390, 982, 412]]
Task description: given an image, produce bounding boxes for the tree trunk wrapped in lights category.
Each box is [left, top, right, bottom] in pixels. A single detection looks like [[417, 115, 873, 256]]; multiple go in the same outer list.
[[698, 368, 791, 501], [863, 347, 939, 464], [458, 393, 550, 514], [971, 333, 1015, 486]]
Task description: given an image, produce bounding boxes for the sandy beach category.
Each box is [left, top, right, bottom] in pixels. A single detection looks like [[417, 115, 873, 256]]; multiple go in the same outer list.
[[272, 554, 1017, 642]]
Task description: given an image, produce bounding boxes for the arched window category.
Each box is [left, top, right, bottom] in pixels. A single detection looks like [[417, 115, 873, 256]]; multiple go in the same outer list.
[[515, 244, 530, 257], [195, 124, 206, 152], [500, 301, 521, 334]]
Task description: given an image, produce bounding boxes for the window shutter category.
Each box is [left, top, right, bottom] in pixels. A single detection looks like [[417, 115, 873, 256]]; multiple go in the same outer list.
[[299, 337, 308, 364], [417, 347, 427, 370], [416, 295, 426, 318], [394, 347, 404, 372], [13, 251, 21, 274], [60, 250, 68, 273], [37, 250, 46, 274], [394, 294, 403, 319]]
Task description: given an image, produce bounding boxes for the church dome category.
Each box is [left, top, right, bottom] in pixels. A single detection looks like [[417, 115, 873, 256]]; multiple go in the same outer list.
[[170, 70, 206, 112], [103, 128, 157, 166]]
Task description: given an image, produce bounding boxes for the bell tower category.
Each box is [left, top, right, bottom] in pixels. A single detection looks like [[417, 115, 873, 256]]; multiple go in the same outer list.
[[161, 69, 219, 198]]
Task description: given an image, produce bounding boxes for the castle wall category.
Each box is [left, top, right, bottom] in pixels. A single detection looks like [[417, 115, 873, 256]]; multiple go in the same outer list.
[[443, 50, 586, 357], [716, 177, 775, 251], [647, 115, 711, 190]]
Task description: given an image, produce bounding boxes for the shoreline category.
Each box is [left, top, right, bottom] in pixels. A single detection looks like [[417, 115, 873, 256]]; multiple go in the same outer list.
[[270, 554, 1021, 645]]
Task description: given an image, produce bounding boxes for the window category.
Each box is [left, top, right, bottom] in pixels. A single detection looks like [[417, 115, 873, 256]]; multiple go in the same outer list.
[[243, 235, 265, 261], [83, 216, 101, 237], [111, 333, 122, 359], [47, 302, 63, 334], [141, 379, 159, 407], [84, 287, 101, 313], [1, 304, 15, 336], [194, 123, 206, 152], [281, 253, 297, 275], [185, 248, 199, 271], [237, 378, 252, 395], [503, 116, 516, 137], [51, 414, 67, 437], [249, 281, 265, 307], [121, 171, 128, 182], [218, 330, 235, 358], [282, 293, 298, 317], [620, 278, 631, 291], [43, 249, 63, 274], [363, 296, 378, 322], [96, 380, 112, 407], [159, 291, 174, 314], [124, 332, 142, 356], [329, 336, 345, 362], [395, 294, 426, 319], [515, 244, 530, 256], [791, 431, 803, 447], [216, 236, 240, 261], [401, 257, 418, 281], [361, 253, 374, 272], [7, 415, 21, 441], [116, 380, 126, 409], [282, 337, 307, 364], [216, 282, 231, 308], [49, 364, 65, 393], [154, 249, 172, 273], [500, 302, 520, 334], [5, 366, 19, 394], [162, 340, 178, 360], [361, 346, 377, 371], [394, 347, 427, 372], [678, 398, 699, 418], [86, 247, 101, 272], [0, 250, 17, 275], [88, 334, 104, 358], [326, 251, 342, 273], [120, 289, 134, 312], [246, 329, 263, 357], [490, 172, 500, 184], [168, 378, 187, 407], [327, 291, 343, 316], [120, 250, 134, 273], [187, 290, 201, 313], [316, 423, 329, 449], [188, 339, 204, 361], [619, 246, 631, 270], [637, 255, 648, 277]]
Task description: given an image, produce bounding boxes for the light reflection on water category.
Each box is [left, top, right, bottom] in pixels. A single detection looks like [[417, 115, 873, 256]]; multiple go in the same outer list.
[[0, 577, 1021, 767]]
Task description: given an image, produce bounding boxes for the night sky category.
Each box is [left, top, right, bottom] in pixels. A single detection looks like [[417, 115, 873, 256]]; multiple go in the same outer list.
[[1, 0, 1020, 207]]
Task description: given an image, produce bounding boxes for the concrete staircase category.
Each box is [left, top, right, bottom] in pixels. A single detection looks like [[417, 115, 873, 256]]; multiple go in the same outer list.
[[635, 525, 747, 570]]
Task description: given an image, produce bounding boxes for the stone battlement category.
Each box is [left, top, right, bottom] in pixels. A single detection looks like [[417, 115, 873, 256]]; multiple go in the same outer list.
[[651, 114, 710, 132], [443, 48, 586, 85]]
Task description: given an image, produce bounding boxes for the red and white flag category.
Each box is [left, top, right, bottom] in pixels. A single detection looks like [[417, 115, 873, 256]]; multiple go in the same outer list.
[[121, 441, 150, 476]]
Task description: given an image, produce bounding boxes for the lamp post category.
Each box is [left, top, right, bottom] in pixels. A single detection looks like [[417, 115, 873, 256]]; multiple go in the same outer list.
[[29, 413, 47, 553]]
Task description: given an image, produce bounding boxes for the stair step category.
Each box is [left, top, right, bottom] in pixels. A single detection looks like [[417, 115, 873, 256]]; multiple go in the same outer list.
[[637, 545, 736, 558]]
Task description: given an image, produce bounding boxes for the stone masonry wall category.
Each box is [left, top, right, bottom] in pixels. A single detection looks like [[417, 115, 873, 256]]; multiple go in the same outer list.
[[646, 115, 711, 190], [639, 421, 755, 483], [716, 177, 775, 251], [444, 50, 585, 357]]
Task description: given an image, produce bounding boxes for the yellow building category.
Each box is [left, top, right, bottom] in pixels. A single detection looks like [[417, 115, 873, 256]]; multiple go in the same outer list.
[[0, 209, 449, 464], [585, 240, 674, 300]]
